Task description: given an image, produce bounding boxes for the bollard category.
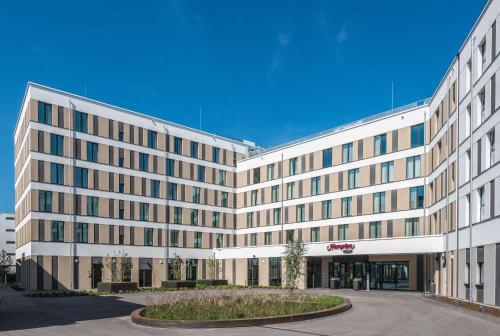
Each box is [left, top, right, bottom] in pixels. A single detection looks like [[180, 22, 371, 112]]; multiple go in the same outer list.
[[366, 273, 370, 291]]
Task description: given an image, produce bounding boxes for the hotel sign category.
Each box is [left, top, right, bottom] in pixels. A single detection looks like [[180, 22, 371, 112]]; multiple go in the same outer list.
[[326, 243, 355, 254]]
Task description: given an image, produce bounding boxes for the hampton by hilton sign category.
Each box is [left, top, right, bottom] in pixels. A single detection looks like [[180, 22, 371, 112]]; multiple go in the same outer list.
[[326, 243, 355, 254]]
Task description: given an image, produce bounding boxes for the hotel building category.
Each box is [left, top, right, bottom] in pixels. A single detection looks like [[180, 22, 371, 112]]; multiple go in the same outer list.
[[14, 0, 500, 306]]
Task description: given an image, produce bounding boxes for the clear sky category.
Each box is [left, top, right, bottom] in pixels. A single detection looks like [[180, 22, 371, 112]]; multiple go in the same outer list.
[[0, 0, 487, 212]]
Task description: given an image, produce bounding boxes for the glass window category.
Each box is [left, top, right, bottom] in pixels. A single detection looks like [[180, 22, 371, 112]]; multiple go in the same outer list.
[[151, 180, 160, 198], [251, 190, 258, 206], [219, 170, 226, 186], [212, 212, 220, 227], [144, 228, 153, 246], [170, 230, 179, 247], [75, 223, 88, 243], [374, 134, 387, 156], [74, 167, 88, 188], [50, 134, 64, 156], [192, 186, 200, 203], [269, 257, 281, 286], [139, 203, 149, 221], [86, 196, 98, 216], [250, 233, 257, 246], [348, 168, 360, 189], [271, 185, 279, 202], [190, 141, 198, 158], [216, 233, 223, 248], [247, 212, 254, 228], [323, 148, 332, 168], [311, 227, 320, 242], [311, 176, 321, 195], [174, 137, 182, 155], [488, 130, 496, 167], [197, 165, 205, 182], [405, 218, 420, 236], [38, 101, 52, 125], [267, 164, 275, 180], [341, 197, 352, 217], [50, 163, 64, 185], [194, 232, 202, 248], [381, 161, 394, 183], [406, 156, 421, 179], [74, 111, 88, 133], [342, 143, 353, 163], [190, 209, 199, 225], [212, 147, 220, 163], [51, 221, 64, 242], [287, 182, 295, 199], [86, 142, 98, 162], [166, 159, 175, 176], [265, 232, 272, 245], [147, 130, 157, 149], [167, 182, 177, 200], [338, 224, 349, 240], [322, 200, 332, 219], [253, 168, 260, 184], [373, 192, 386, 213], [173, 207, 182, 224], [39, 190, 52, 212], [296, 204, 305, 222], [273, 208, 281, 225], [410, 186, 424, 209], [289, 158, 298, 175], [369, 221, 382, 238], [221, 192, 228, 207], [411, 123, 425, 148], [139, 153, 149, 171]]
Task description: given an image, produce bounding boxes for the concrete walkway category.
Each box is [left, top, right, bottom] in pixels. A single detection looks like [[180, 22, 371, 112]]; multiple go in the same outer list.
[[1, 285, 499, 335]]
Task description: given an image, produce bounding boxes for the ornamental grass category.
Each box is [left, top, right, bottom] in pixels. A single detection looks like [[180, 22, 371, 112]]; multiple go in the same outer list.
[[142, 291, 343, 320]]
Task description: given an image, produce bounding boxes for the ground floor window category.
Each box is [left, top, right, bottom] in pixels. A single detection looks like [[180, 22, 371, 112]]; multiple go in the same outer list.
[[186, 259, 198, 281], [247, 258, 259, 286], [139, 258, 152, 287], [269, 257, 281, 286]]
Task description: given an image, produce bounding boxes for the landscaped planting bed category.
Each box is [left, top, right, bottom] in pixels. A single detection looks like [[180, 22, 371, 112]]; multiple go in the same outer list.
[[142, 291, 344, 320]]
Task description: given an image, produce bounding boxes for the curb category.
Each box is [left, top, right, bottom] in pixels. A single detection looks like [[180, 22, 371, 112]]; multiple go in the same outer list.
[[424, 294, 500, 318], [131, 298, 352, 328]]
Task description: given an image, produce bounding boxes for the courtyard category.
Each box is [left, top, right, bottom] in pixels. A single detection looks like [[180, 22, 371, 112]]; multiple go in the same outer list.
[[0, 285, 499, 336]]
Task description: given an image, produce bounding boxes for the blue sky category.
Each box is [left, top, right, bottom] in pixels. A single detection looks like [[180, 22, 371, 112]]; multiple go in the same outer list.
[[0, 0, 486, 212]]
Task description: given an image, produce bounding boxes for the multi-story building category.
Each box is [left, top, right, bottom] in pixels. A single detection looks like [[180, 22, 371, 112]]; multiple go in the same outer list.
[[14, 0, 500, 306], [0, 213, 16, 273]]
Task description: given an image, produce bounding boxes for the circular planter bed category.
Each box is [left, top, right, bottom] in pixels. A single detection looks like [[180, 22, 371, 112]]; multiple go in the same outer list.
[[131, 293, 351, 328]]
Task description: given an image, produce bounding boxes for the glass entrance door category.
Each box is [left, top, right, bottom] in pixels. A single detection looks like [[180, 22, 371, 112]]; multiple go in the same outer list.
[[369, 262, 409, 290]]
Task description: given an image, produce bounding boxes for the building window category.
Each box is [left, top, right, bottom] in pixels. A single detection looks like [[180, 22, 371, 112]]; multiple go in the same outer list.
[[251, 190, 258, 206], [373, 192, 386, 213], [289, 158, 298, 175], [348, 168, 360, 189], [410, 186, 424, 209], [39, 190, 53, 212], [479, 39, 486, 75], [197, 165, 205, 182], [212, 212, 220, 227], [381, 161, 394, 183], [269, 257, 281, 286], [212, 147, 220, 163], [341, 197, 352, 217], [118, 226, 125, 244], [174, 137, 183, 155], [192, 186, 200, 203], [342, 143, 353, 163], [273, 208, 281, 225], [38, 101, 52, 125], [296, 204, 305, 222], [323, 148, 332, 168], [322, 200, 332, 219], [265, 232, 272, 245], [311, 227, 320, 242], [173, 207, 182, 224], [411, 123, 425, 148], [50, 134, 64, 156], [75, 223, 88, 243], [166, 159, 175, 176], [168, 230, 178, 247], [167, 182, 177, 200], [190, 141, 198, 158], [86, 196, 98, 216], [250, 233, 257, 246], [478, 89, 486, 125], [50, 163, 64, 185], [190, 209, 199, 225], [406, 155, 421, 179], [151, 180, 160, 198], [369, 221, 382, 239], [194, 232, 202, 248], [405, 218, 420, 236], [221, 192, 228, 207], [488, 130, 496, 168], [51, 221, 64, 242], [144, 228, 153, 246], [267, 164, 275, 180], [216, 233, 223, 248], [338, 224, 349, 240], [247, 212, 254, 228], [74, 111, 88, 133], [374, 134, 387, 156], [271, 186, 279, 202], [74, 167, 88, 188], [86, 142, 98, 162], [311, 176, 321, 195], [287, 182, 295, 199], [253, 168, 260, 184], [219, 170, 226, 186], [478, 187, 486, 222], [139, 153, 149, 172], [147, 130, 157, 149], [139, 203, 149, 221], [286, 230, 294, 243]]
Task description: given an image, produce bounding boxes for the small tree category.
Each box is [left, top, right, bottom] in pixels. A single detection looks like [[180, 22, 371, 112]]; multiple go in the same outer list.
[[207, 254, 220, 280], [170, 254, 184, 281], [105, 250, 133, 282], [282, 240, 307, 294], [0, 249, 13, 283]]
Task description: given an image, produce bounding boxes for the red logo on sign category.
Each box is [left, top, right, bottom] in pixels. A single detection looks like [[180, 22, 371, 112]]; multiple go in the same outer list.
[[326, 243, 355, 252]]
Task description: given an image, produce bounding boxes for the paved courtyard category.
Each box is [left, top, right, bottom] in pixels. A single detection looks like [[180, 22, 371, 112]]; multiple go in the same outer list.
[[1, 285, 499, 336]]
